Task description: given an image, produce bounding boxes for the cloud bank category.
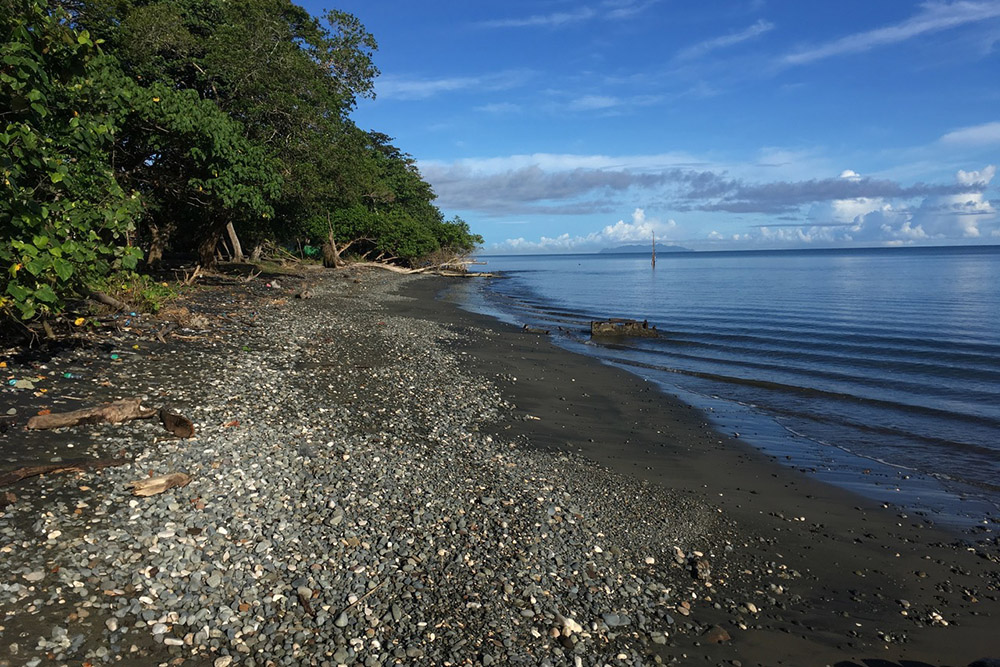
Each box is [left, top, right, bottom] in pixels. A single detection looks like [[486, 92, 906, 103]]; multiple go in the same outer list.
[[495, 208, 679, 252], [421, 153, 997, 251]]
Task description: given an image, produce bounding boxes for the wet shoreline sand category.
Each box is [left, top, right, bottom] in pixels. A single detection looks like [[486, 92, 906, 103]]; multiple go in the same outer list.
[[399, 276, 1000, 666]]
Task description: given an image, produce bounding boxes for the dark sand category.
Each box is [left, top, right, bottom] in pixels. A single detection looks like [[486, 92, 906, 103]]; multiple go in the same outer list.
[[396, 276, 1000, 667]]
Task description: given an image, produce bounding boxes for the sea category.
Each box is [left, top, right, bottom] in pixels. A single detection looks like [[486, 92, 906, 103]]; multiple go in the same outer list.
[[445, 245, 1000, 532]]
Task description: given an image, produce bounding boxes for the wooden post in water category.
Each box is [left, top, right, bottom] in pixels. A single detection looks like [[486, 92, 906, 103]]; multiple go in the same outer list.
[[651, 232, 656, 268]]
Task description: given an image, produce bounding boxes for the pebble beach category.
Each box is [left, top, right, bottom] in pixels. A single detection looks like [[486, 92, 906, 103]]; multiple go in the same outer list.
[[1, 268, 998, 667]]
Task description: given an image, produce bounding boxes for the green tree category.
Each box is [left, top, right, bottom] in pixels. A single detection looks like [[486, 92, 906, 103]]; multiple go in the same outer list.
[[1, 0, 141, 321]]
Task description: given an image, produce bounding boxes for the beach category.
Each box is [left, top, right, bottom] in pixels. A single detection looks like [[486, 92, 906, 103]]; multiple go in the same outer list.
[[1, 269, 997, 666]]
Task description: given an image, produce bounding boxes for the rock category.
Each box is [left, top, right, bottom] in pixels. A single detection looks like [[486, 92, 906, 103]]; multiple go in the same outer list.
[[561, 616, 583, 636], [702, 625, 731, 644], [214, 657, 233, 667], [23, 571, 45, 582], [334, 611, 349, 628]]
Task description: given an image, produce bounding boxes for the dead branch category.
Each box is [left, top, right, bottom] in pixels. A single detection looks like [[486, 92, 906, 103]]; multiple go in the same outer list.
[[346, 261, 493, 278], [243, 269, 262, 283], [155, 322, 177, 344], [27, 398, 157, 430], [183, 265, 202, 286], [88, 290, 128, 312], [126, 472, 191, 497], [0, 458, 131, 488]]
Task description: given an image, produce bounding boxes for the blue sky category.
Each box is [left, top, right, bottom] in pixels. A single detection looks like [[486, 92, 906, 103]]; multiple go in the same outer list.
[[304, 0, 1000, 252]]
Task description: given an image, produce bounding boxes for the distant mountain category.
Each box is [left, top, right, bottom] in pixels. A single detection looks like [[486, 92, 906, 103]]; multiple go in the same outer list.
[[599, 243, 693, 254]]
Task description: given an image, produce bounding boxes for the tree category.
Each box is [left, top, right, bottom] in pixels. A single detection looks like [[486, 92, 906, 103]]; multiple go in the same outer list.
[[1, 0, 141, 321]]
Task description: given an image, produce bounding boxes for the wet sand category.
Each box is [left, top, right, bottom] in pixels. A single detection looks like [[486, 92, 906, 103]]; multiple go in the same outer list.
[[397, 276, 1000, 667]]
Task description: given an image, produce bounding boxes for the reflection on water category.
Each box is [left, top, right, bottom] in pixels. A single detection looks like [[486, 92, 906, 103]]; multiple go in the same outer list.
[[451, 246, 1000, 531]]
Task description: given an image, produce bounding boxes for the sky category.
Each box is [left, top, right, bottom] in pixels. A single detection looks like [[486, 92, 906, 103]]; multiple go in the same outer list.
[[303, 0, 1000, 253]]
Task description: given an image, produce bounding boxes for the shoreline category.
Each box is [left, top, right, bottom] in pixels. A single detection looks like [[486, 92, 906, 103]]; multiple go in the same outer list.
[[0, 270, 997, 666], [398, 276, 1000, 665], [451, 270, 1000, 533]]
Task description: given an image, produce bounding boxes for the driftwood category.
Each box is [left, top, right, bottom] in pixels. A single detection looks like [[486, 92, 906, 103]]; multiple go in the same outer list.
[[88, 290, 128, 312], [27, 398, 156, 430], [25, 399, 196, 438], [0, 458, 130, 488], [159, 408, 196, 438], [349, 261, 492, 277], [155, 322, 178, 344], [126, 473, 191, 497]]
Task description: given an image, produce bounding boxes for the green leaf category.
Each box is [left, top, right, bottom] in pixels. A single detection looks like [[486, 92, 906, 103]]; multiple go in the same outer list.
[[25, 257, 48, 276], [34, 285, 57, 303], [52, 259, 72, 281], [49, 171, 64, 183], [6, 283, 29, 301]]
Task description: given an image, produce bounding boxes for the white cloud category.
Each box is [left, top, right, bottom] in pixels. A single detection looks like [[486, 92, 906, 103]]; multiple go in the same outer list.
[[940, 121, 1000, 145], [706, 165, 997, 247], [494, 208, 679, 252], [479, 2, 657, 29], [603, 0, 660, 20], [783, 2, 1000, 65], [807, 169, 882, 223], [478, 8, 596, 29], [376, 71, 530, 100], [421, 151, 705, 175], [475, 102, 522, 114], [956, 164, 997, 185], [912, 164, 996, 238], [676, 19, 775, 60], [564, 94, 663, 112], [569, 95, 621, 111]]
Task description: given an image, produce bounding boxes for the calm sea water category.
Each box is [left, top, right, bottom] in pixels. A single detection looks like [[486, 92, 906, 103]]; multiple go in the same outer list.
[[452, 246, 1000, 530]]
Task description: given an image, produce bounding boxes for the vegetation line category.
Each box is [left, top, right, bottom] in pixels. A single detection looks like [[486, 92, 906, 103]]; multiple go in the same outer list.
[[1, 0, 482, 334]]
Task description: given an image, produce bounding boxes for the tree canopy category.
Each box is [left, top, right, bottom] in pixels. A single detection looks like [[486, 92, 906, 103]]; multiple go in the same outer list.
[[1, 0, 482, 324]]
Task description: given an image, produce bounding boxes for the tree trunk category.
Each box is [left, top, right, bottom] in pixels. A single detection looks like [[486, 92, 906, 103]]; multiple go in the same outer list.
[[225, 222, 244, 262], [198, 226, 224, 268], [147, 223, 166, 266], [322, 222, 342, 268], [322, 240, 341, 268]]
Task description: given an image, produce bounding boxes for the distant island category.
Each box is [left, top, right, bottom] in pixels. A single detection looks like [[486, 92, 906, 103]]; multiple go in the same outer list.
[[599, 243, 694, 254]]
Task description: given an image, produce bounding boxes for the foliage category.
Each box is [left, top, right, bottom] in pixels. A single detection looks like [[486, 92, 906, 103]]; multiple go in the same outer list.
[[1, 0, 141, 320], [1, 0, 482, 327], [93, 270, 178, 313]]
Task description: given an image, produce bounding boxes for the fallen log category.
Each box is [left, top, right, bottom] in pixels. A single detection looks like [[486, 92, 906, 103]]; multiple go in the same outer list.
[[348, 261, 493, 277], [0, 458, 131, 488], [88, 290, 128, 312], [126, 472, 191, 497], [26, 398, 157, 430]]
